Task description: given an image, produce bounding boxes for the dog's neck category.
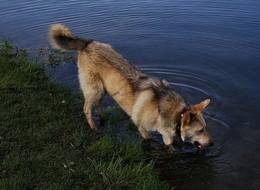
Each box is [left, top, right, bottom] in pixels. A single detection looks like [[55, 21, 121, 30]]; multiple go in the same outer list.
[[176, 106, 188, 140]]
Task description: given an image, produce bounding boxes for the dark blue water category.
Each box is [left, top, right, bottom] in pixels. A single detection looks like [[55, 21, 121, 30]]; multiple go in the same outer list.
[[1, 1, 259, 189]]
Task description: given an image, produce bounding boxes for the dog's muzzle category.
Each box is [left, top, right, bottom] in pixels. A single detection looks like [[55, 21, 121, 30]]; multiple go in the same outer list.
[[194, 140, 214, 149]]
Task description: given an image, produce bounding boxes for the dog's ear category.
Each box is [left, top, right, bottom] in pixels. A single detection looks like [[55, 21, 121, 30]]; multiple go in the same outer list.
[[193, 99, 211, 113], [182, 111, 192, 125]]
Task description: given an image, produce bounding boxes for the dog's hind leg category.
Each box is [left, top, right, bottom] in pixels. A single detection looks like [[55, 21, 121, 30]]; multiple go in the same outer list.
[[96, 91, 106, 124], [80, 73, 104, 131], [83, 89, 105, 131], [83, 95, 98, 131]]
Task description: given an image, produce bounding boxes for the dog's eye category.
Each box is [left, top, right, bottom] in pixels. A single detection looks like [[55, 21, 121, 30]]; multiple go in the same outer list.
[[198, 129, 204, 133]]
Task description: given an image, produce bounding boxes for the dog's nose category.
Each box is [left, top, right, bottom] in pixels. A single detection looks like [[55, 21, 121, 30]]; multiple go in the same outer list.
[[208, 141, 214, 146]]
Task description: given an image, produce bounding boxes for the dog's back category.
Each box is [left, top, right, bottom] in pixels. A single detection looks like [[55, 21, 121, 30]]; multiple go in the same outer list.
[[50, 24, 141, 80]]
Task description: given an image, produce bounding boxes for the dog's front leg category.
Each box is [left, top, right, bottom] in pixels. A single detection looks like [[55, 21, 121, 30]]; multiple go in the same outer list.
[[162, 135, 175, 151], [137, 126, 152, 139], [162, 134, 173, 146]]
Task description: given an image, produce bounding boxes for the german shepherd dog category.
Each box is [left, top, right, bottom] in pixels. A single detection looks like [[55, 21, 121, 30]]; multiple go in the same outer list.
[[49, 24, 213, 149]]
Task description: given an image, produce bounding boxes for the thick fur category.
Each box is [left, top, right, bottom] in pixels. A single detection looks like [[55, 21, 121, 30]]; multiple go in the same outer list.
[[49, 24, 213, 147]]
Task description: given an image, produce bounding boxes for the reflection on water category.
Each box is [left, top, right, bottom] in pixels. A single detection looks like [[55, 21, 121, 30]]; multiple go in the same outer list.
[[1, 0, 260, 189]]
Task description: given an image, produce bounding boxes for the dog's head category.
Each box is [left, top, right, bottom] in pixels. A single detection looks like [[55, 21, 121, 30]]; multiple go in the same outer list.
[[180, 99, 213, 149]]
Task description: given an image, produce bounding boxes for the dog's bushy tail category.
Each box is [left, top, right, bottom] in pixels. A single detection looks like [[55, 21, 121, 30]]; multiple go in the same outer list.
[[49, 24, 92, 51]]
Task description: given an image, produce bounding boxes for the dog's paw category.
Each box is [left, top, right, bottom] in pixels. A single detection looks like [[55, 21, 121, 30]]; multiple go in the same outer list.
[[164, 144, 175, 152]]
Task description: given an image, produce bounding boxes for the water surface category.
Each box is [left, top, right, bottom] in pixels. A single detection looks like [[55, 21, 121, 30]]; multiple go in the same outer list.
[[1, 0, 259, 189]]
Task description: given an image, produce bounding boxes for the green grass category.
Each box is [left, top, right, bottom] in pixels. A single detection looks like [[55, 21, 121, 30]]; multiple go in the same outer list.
[[0, 40, 170, 190]]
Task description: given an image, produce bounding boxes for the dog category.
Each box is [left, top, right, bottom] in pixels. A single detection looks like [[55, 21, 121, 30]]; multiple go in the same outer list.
[[49, 24, 213, 149]]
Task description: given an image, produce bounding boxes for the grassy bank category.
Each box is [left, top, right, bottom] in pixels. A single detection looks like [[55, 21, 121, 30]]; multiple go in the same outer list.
[[0, 40, 170, 190]]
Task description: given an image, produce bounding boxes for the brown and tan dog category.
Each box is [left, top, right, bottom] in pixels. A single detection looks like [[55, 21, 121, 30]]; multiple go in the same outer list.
[[49, 24, 213, 149]]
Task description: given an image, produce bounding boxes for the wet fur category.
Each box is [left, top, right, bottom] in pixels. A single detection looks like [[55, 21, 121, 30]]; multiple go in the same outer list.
[[49, 24, 213, 147]]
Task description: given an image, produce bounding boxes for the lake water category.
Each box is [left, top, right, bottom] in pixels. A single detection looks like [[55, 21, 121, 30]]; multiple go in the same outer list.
[[1, 0, 259, 189]]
